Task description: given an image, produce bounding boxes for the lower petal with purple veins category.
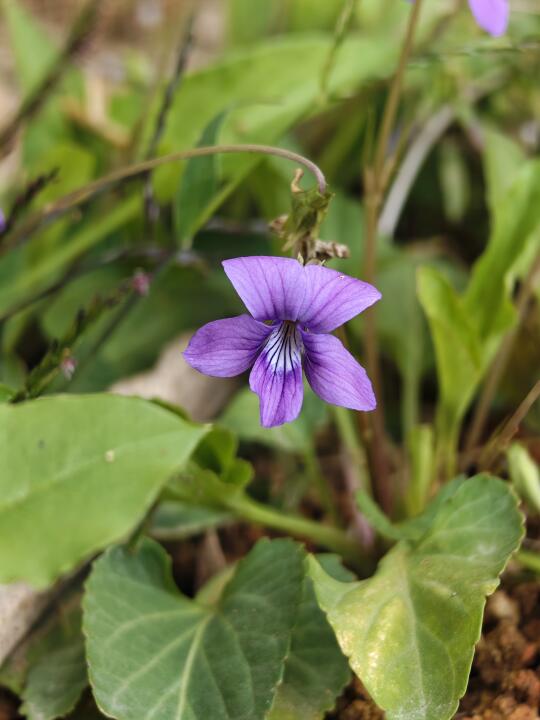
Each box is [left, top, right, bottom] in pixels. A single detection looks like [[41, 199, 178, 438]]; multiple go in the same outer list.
[[183, 314, 272, 377], [302, 331, 376, 412], [249, 321, 304, 427]]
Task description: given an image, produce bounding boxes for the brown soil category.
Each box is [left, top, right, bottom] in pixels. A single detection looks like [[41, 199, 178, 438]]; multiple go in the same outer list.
[[327, 579, 540, 719]]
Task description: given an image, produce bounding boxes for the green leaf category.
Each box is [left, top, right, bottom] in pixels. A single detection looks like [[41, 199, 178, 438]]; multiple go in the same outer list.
[[0, 394, 207, 586], [69, 264, 240, 392], [357, 476, 468, 543], [151, 501, 232, 540], [84, 537, 305, 720], [154, 34, 397, 201], [309, 475, 524, 720], [268, 568, 350, 720], [464, 160, 540, 344], [355, 489, 406, 542], [417, 266, 482, 457], [1, 0, 56, 93], [404, 424, 435, 517], [483, 128, 526, 216], [174, 112, 227, 246], [166, 425, 254, 508], [1, 0, 81, 162], [507, 443, 540, 515], [0, 601, 84, 698], [438, 138, 470, 224], [0, 34, 395, 319], [20, 612, 87, 720], [0, 384, 14, 402], [0, 197, 139, 320]]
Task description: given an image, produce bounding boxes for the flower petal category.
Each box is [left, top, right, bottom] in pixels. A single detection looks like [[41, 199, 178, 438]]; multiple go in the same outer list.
[[468, 0, 509, 36], [249, 322, 304, 427], [298, 265, 381, 333], [183, 315, 271, 377], [302, 331, 376, 411], [223, 256, 308, 322]]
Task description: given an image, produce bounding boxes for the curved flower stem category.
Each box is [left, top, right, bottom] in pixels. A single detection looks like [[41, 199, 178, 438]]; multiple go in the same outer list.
[[1, 144, 327, 253], [225, 493, 371, 574], [361, 0, 423, 514]]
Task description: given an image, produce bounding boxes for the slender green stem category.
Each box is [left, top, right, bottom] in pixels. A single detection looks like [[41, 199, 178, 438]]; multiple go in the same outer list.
[[319, 0, 357, 103], [304, 446, 341, 525], [225, 493, 369, 572], [372, 0, 423, 183], [3, 144, 327, 253], [361, 0, 423, 512], [333, 406, 371, 494], [517, 549, 540, 576]]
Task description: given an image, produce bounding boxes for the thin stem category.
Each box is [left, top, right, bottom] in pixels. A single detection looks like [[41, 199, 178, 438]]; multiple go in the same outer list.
[[465, 252, 540, 456], [2, 144, 327, 253], [225, 493, 369, 573], [481, 380, 540, 470], [303, 447, 341, 525], [372, 0, 423, 183], [333, 405, 375, 548], [361, 0, 423, 513], [319, 0, 357, 103], [143, 15, 194, 228], [333, 406, 371, 493], [517, 549, 540, 576], [362, 185, 391, 512]]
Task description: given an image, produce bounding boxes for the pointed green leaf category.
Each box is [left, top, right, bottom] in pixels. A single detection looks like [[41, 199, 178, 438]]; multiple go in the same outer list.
[[465, 160, 540, 343], [174, 112, 227, 246], [417, 266, 482, 446], [1, 0, 56, 93], [483, 128, 526, 215], [20, 611, 87, 720], [84, 537, 304, 720], [0, 395, 207, 586], [310, 475, 524, 720]]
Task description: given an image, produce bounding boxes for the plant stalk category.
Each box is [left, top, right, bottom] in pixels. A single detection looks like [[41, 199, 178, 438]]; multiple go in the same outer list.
[[2, 144, 327, 253], [361, 0, 423, 513], [225, 494, 369, 573]]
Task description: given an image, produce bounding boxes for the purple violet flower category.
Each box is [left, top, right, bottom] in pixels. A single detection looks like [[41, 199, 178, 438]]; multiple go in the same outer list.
[[406, 0, 509, 36], [183, 256, 381, 428], [468, 0, 509, 36]]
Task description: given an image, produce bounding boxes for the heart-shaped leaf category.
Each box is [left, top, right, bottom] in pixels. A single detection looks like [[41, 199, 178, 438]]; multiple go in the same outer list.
[[309, 475, 524, 720], [84, 537, 305, 720], [0, 394, 206, 586]]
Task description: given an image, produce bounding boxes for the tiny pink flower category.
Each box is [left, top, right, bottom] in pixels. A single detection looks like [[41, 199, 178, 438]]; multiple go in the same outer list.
[[60, 355, 77, 380], [132, 270, 151, 297]]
